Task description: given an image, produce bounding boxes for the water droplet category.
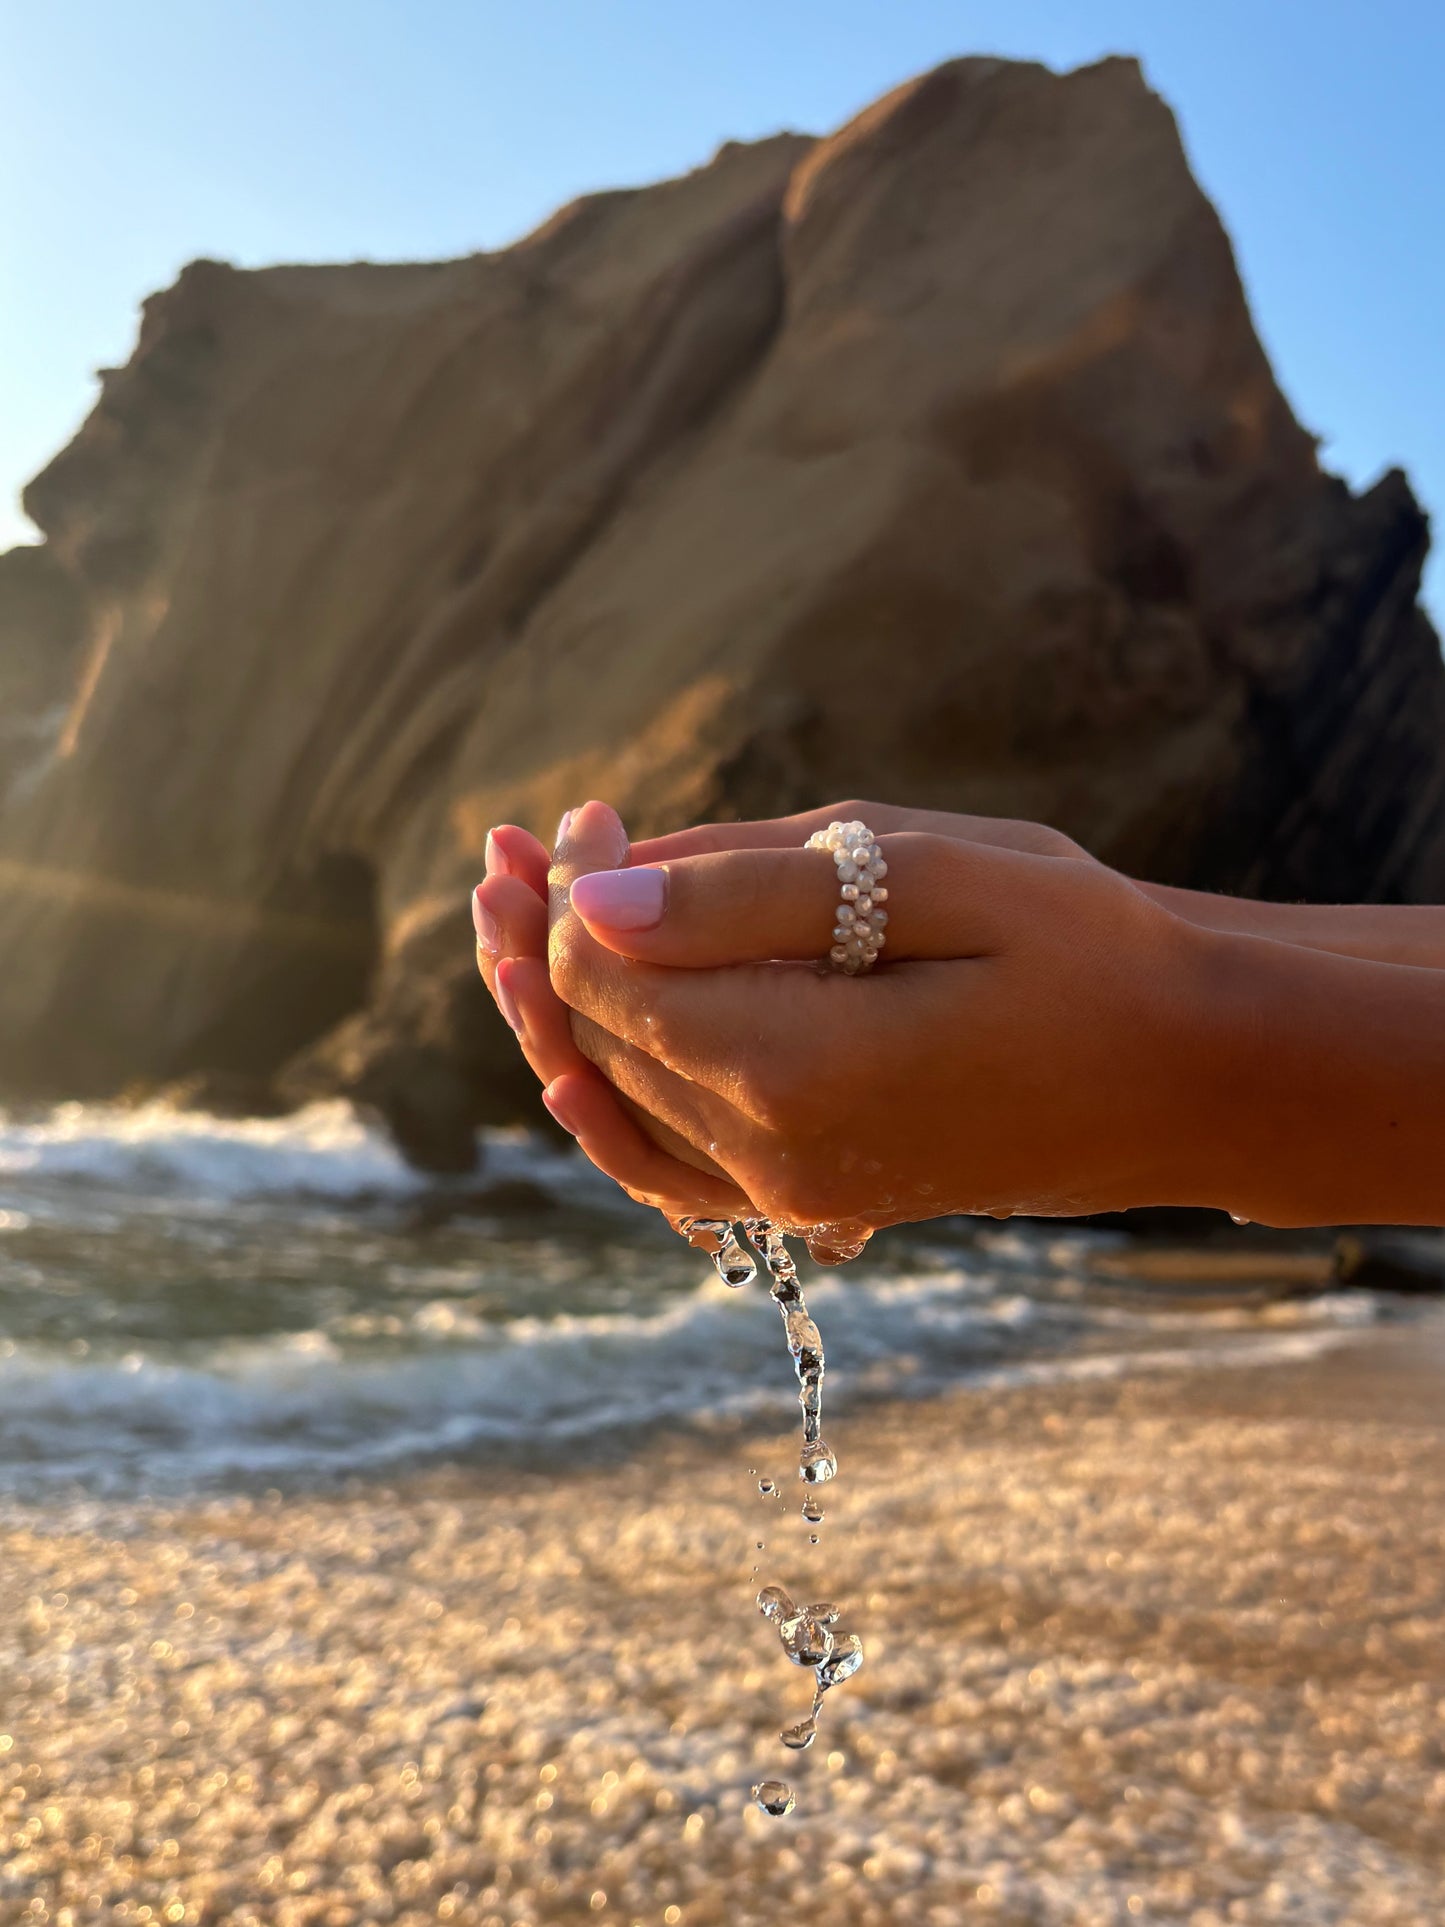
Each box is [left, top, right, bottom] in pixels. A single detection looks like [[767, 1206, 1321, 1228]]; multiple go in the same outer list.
[[816, 1631, 863, 1690], [806, 1601, 840, 1625], [799, 1441, 837, 1485], [758, 1478, 776, 1497], [779, 1611, 834, 1668], [779, 1719, 816, 1750], [756, 1541, 765, 1552], [1230, 1212, 1249, 1226], [801, 1497, 825, 1524], [802, 1221, 874, 1264], [752, 1779, 795, 1817], [677, 1216, 759, 1288], [756, 1585, 795, 1624], [809, 1533, 820, 1544]]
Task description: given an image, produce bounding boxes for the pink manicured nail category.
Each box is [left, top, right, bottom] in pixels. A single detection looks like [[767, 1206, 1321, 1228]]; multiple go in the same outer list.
[[483, 830, 509, 878], [569, 867, 666, 931], [542, 1080, 579, 1135], [555, 809, 574, 847], [472, 885, 501, 955], [494, 958, 523, 1033]]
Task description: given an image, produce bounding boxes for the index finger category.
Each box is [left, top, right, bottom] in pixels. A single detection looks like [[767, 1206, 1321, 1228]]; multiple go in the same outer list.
[[630, 802, 918, 864]]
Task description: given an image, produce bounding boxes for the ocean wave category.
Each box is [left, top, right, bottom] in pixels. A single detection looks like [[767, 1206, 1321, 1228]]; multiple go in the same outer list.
[[0, 1097, 605, 1205], [0, 1260, 1374, 1496]]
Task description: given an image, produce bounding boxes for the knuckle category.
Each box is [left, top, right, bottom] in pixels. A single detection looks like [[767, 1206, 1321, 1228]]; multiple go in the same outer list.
[[829, 796, 885, 827], [1021, 819, 1083, 859]]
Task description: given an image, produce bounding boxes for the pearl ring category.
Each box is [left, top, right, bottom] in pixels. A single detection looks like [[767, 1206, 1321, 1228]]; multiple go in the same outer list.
[[805, 819, 889, 974]]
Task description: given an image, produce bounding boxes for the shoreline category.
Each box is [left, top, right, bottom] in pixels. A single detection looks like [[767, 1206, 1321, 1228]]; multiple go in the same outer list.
[[3, 1318, 1444, 1923]]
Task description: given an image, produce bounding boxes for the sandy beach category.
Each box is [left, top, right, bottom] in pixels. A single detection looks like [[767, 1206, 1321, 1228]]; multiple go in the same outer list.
[[3, 1318, 1445, 1927]]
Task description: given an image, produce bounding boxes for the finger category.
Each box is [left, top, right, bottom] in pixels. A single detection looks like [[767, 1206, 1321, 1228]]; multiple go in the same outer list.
[[476, 819, 752, 1210], [501, 958, 745, 1204], [472, 869, 634, 1120], [473, 872, 548, 982], [549, 797, 631, 913], [567, 1006, 733, 1177], [484, 823, 551, 899], [567, 832, 1027, 968], [546, 799, 776, 1137], [629, 807, 1084, 866], [541, 1071, 751, 1216], [629, 803, 913, 865], [472, 873, 561, 1068]]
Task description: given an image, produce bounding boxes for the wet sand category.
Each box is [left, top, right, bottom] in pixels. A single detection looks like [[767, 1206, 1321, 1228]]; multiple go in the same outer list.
[[3, 1320, 1445, 1926]]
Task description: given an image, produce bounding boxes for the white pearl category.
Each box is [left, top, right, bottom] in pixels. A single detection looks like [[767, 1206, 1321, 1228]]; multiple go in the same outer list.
[[832, 924, 852, 944], [849, 846, 871, 866], [872, 932, 886, 949], [872, 909, 888, 927], [871, 886, 888, 903], [829, 945, 849, 965], [840, 882, 859, 902], [854, 892, 872, 910], [836, 860, 859, 883], [871, 859, 888, 880]]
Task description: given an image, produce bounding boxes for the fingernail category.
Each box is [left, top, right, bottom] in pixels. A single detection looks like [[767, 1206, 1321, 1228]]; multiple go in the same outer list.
[[494, 957, 523, 1033], [472, 885, 501, 955], [483, 830, 509, 879], [569, 867, 666, 931], [555, 809, 574, 848], [542, 1080, 579, 1135]]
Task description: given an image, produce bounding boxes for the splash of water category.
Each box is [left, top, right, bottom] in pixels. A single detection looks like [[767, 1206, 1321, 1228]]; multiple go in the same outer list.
[[753, 1583, 866, 1780], [680, 1213, 863, 1816]]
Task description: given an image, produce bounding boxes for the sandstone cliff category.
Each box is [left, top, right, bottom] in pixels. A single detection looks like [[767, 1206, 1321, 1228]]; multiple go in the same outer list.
[[1, 57, 1441, 1167]]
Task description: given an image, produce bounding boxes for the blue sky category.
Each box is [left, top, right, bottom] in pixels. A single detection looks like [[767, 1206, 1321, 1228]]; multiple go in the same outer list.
[[2, 0, 1441, 617]]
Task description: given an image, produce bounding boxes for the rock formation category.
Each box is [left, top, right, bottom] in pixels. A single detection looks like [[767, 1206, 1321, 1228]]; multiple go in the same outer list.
[[1, 56, 1441, 1167]]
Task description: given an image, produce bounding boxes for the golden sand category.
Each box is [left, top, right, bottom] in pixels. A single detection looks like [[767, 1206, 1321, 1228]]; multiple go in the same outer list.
[[3, 1324, 1444, 1926]]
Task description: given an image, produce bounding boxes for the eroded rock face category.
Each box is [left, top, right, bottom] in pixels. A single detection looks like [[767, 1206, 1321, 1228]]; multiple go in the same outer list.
[[0, 56, 1440, 1163]]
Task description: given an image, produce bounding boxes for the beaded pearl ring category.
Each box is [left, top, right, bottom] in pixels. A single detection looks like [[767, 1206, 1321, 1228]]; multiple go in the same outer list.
[[805, 818, 890, 974]]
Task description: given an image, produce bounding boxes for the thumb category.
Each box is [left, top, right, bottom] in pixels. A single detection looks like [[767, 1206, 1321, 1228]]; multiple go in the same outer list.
[[547, 796, 631, 961], [567, 832, 1029, 966]]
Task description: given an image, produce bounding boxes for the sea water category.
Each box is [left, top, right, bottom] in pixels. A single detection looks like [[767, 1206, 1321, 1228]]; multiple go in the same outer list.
[[0, 1098, 1376, 1504]]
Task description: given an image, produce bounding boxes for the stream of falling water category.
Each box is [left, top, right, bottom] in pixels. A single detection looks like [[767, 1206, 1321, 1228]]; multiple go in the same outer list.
[[677, 1215, 867, 1817]]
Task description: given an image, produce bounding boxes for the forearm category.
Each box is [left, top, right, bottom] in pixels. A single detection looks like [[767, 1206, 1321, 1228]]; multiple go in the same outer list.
[[1186, 929, 1445, 1227], [1141, 884, 1445, 969]]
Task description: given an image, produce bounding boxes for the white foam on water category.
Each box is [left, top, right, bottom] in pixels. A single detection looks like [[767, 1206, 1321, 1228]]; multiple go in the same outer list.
[[0, 1097, 607, 1204], [0, 1257, 1376, 1495]]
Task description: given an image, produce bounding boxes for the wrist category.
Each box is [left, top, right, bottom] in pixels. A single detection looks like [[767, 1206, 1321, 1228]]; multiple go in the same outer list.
[[1162, 921, 1280, 1218], [1169, 923, 1445, 1227]]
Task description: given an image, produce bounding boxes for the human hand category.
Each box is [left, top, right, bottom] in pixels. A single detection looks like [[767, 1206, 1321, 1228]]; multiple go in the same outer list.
[[476, 800, 1445, 1234], [472, 801, 1092, 1228], [489, 801, 1233, 1231]]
